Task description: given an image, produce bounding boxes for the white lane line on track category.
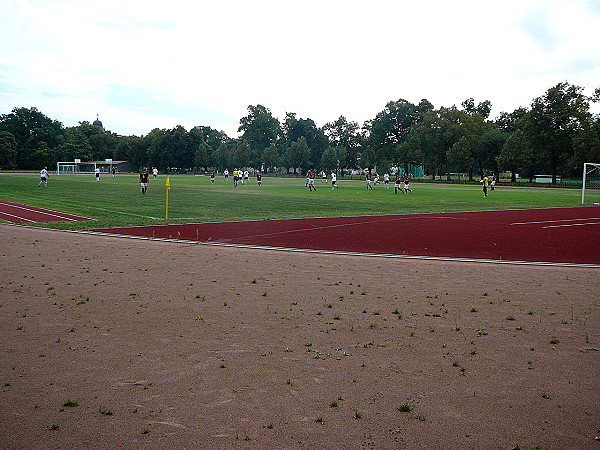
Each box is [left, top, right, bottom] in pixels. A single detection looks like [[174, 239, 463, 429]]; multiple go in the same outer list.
[[511, 217, 600, 226], [543, 221, 600, 229], [75, 229, 600, 269], [0, 201, 79, 221], [211, 215, 463, 242], [0, 212, 36, 223]]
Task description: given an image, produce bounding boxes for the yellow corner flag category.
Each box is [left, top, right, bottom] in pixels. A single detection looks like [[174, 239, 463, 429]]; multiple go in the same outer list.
[[165, 176, 171, 220]]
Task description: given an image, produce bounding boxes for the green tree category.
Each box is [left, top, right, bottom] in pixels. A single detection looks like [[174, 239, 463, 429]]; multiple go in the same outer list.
[[285, 137, 311, 171], [0, 131, 18, 169], [238, 105, 280, 165], [0, 107, 64, 169], [366, 99, 432, 173], [282, 113, 328, 168], [320, 146, 342, 172], [525, 82, 592, 183], [496, 129, 532, 182], [194, 139, 210, 171], [322, 116, 361, 169], [461, 98, 492, 119], [261, 144, 281, 172]]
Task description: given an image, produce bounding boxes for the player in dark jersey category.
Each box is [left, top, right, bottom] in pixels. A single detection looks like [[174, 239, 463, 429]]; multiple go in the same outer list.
[[140, 168, 150, 194]]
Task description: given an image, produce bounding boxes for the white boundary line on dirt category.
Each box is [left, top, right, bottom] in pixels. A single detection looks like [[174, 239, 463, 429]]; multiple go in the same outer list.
[[74, 229, 600, 269]]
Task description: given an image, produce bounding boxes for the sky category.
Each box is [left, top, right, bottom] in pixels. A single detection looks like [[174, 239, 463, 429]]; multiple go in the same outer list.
[[1, 0, 599, 138]]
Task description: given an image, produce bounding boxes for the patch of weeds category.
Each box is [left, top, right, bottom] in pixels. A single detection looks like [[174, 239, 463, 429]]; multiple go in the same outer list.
[[63, 399, 79, 408], [315, 416, 324, 423], [16, 325, 24, 331], [330, 400, 339, 407], [369, 323, 377, 329], [195, 316, 204, 322], [142, 428, 151, 434], [527, 311, 535, 315], [284, 347, 293, 352], [516, 326, 524, 331], [264, 422, 274, 429], [354, 410, 363, 419], [470, 306, 478, 313], [99, 407, 113, 416], [506, 316, 516, 321], [250, 279, 257, 284], [398, 401, 413, 412], [49, 424, 60, 431], [416, 415, 426, 421], [542, 392, 551, 399], [550, 338, 560, 344]]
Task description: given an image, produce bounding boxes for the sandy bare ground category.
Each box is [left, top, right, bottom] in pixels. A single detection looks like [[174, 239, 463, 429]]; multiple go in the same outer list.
[[1, 223, 599, 449]]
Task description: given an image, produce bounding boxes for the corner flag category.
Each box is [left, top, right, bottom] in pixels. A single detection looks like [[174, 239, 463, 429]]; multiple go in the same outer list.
[[165, 176, 171, 220]]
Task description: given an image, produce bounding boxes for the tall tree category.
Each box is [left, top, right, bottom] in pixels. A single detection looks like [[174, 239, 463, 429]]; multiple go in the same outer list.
[[523, 82, 592, 183], [496, 129, 532, 182], [238, 105, 280, 165], [366, 99, 431, 172], [461, 98, 493, 120], [282, 113, 328, 168], [0, 131, 18, 169], [322, 116, 360, 169], [0, 107, 64, 169]]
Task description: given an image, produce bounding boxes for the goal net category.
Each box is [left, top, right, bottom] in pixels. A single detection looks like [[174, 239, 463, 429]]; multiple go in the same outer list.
[[581, 163, 600, 204]]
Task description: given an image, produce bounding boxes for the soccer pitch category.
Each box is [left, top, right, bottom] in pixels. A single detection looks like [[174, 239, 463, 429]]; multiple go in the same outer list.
[[0, 172, 585, 230]]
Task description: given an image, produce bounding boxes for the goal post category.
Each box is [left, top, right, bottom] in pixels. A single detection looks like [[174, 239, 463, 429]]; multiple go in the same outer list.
[[581, 163, 600, 204]]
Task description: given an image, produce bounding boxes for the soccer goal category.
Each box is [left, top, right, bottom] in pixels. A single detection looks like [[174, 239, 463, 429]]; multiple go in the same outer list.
[[581, 163, 600, 204]]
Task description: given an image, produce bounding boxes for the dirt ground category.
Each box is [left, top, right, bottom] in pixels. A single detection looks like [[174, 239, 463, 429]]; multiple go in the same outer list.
[[1, 224, 599, 449]]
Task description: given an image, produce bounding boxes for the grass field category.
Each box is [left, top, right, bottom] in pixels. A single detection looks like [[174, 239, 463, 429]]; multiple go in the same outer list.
[[0, 172, 587, 230]]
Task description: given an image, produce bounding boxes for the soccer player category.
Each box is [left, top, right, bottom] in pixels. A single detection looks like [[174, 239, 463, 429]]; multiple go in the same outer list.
[[383, 172, 390, 189], [491, 173, 497, 191], [403, 174, 412, 193], [233, 168, 239, 187], [38, 167, 49, 187], [243, 170, 249, 184], [140, 168, 149, 194], [95, 167, 100, 182], [307, 170, 317, 191], [223, 169, 229, 181], [331, 171, 338, 189], [210, 170, 216, 183], [480, 173, 489, 197], [152, 167, 158, 180], [365, 171, 373, 190], [394, 173, 404, 194], [256, 171, 262, 186]]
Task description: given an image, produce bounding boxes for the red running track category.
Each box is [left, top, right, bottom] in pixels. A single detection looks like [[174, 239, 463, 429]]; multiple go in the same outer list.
[[0, 201, 92, 223], [92, 207, 600, 266]]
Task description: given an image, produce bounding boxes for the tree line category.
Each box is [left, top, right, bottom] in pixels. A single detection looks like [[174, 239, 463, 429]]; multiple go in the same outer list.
[[1, 81, 598, 183]]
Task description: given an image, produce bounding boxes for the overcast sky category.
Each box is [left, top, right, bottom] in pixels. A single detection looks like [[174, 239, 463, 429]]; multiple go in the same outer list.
[[1, 0, 598, 137]]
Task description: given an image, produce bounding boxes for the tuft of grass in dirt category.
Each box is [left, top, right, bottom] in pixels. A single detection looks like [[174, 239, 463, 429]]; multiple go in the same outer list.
[[398, 401, 414, 412]]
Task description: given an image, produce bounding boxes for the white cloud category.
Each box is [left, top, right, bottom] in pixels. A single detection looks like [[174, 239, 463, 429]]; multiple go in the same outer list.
[[1, 0, 598, 137]]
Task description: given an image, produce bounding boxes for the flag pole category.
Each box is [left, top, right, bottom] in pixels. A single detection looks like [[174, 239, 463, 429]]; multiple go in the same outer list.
[[165, 176, 171, 220]]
